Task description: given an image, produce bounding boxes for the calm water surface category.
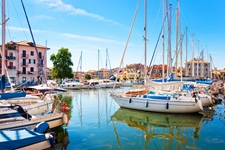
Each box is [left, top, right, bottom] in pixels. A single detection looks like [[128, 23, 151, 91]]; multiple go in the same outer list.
[[59, 88, 225, 150]]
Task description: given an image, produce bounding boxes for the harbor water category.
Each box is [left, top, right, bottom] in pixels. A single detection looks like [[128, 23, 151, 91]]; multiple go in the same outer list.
[[54, 87, 225, 150]]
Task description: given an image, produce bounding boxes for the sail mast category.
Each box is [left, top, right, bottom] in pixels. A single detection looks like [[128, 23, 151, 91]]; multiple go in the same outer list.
[[144, 0, 147, 84], [2, 0, 6, 76], [185, 27, 188, 77], [197, 40, 200, 79], [192, 35, 195, 77], [162, 0, 166, 82], [167, 4, 172, 77]]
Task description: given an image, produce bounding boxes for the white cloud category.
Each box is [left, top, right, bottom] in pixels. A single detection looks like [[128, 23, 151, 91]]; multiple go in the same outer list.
[[31, 15, 53, 21], [63, 33, 124, 45], [34, 0, 119, 25], [8, 26, 47, 33]]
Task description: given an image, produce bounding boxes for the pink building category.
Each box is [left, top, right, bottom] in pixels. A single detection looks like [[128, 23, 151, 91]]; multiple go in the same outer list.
[[1, 40, 49, 85]]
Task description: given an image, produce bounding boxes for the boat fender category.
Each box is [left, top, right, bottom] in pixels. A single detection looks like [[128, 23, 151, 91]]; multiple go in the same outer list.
[[145, 101, 148, 107], [63, 113, 69, 125], [46, 133, 54, 148], [61, 102, 69, 113], [166, 103, 169, 109], [34, 121, 50, 133], [129, 98, 132, 103]]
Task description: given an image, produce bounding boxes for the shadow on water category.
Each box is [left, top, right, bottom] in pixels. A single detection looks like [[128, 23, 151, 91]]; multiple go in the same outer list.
[[45, 126, 69, 150], [111, 108, 204, 150]]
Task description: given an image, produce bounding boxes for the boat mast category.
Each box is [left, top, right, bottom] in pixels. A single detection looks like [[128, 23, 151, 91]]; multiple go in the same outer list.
[[98, 49, 100, 79], [2, 0, 6, 76], [197, 40, 200, 79], [162, 0, 166, 82], [175, 0, 180, 78], [144, 0, 147, 84], [192, 35, 195, 77], [180, 35, 183, 81], [201, 49, 204, 78], [80, 51, 82, 72], [185, 27, 188, 77], [167, 4, 172, 77]]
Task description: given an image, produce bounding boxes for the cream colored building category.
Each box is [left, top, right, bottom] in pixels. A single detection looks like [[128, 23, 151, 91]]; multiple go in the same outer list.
[[185, 58, 211, 78]]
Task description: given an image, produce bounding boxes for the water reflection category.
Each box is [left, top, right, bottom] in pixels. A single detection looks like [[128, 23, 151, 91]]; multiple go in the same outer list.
[[111, 108, 203, 150], [47, 126, 69, 150], [71, 89, 116, 127]]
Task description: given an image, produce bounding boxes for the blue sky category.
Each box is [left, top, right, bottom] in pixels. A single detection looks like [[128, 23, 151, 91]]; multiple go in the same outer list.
[[3, 0, 225, 71]]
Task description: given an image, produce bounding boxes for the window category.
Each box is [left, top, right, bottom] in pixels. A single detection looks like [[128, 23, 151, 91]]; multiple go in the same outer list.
[[22, 50, 26, 57], [30, 77, 34, 83], [30, 51, 34, 56], [10, 77, 15, 83], [39, 52, 42, 59], [29, 59, 35, 64], [30, 67, 34, 72], [22, 77, 26, 83], [22, 59, 26, 65]]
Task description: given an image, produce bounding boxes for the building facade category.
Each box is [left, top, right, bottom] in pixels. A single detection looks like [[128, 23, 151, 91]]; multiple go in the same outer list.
[[1, 40, 49, 85], [185, 58, 211, 79]]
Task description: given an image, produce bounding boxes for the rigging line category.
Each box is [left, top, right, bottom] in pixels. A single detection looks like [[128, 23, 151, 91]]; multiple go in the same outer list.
[[5, 2, 13, 41], [149, 0, 163, 35], [20, 0, 48, 86], [10, 0, 29, 40], [107, 49, 112, 75], [171, 31, 185, 67], [148, 12, 168, 74], [113, 0, 140, 89]]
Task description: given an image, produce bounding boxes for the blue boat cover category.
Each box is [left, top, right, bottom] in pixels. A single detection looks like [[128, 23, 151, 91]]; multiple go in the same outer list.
[[0, 128, 47, 149], [143, 95, 170, 100], [0, 91, 26, 100]]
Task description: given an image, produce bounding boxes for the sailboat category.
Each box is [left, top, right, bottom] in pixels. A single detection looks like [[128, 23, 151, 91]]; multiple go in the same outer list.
[[110, 0, 203, 113], [0, 0, 26, 100]]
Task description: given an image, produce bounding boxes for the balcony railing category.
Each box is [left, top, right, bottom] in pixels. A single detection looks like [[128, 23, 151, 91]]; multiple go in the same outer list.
[[39, 56, 44, 60], [7, 66, 16, 70], [21, 71, 27, 74], [21, 62, 28, 66], [17, 70, 40, 75], [21, 54, 29, 58], [6, 46, 17, 51], [6, 56, 16, 60]]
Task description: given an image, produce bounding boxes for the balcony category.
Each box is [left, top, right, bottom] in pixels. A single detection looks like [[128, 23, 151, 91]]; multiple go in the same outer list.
[[39, 56, 44, 60], [6, 56, 16, 60], [7, 66, 16, 70], [21, 71, 27, 74], [21, 62, 28, 66], [6, 45, 17, 51], [21, 54, 29, 58]]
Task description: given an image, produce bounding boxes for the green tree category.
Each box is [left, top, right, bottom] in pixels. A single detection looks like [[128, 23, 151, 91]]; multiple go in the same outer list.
[[85, 74, 91, 80], [50, 47, 74, 83]]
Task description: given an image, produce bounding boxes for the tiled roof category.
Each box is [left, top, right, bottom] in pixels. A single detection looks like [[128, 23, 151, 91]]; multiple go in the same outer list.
[[12, 40, 50, 49]]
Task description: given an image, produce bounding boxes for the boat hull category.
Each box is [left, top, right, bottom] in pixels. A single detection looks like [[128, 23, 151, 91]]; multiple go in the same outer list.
[[0, 112, 65, 130], [110, 92, 203, 113]]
